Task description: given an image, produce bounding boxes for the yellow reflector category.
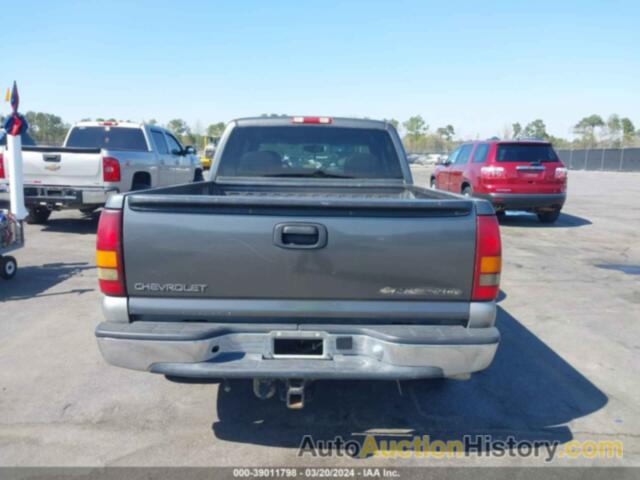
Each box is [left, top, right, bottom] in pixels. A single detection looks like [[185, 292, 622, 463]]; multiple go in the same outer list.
[[480, 256, 501, 273], [97, 267, 118, 281], [96, 250, 118, 268]]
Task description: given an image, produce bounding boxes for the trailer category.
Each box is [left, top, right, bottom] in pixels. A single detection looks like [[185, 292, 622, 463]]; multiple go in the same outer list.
[[1, 81, 28, 280], [0, 209, 23, 279]]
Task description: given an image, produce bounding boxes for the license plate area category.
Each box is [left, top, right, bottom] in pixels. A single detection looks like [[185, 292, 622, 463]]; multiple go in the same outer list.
[[274, 338, 324, 356], [268, 332, 328, 359]]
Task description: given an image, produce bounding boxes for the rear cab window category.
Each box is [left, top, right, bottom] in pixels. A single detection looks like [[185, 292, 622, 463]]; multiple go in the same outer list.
[[66, 126, 148, 151], [218, 126, 403, 179], [496, 143, 559, 163]]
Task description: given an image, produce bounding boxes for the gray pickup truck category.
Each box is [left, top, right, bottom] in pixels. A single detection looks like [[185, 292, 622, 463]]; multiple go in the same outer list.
[[95, 116, 502, 409]]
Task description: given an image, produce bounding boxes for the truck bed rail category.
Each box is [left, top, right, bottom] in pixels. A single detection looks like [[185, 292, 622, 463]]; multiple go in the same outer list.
[[125, 182, 475, 217]]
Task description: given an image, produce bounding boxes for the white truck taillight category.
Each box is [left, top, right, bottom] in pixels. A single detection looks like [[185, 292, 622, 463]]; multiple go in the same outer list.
[[480, 166, 505, 179], [0, 153, 4, 179], [555, 167, 568, 181], [472, 215, 502, 301], [102, 157, 121, 182], [96, 209, 126, 296]]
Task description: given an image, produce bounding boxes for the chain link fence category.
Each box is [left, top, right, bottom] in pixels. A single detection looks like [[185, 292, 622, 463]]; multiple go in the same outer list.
[[556, 148, 640, 172]]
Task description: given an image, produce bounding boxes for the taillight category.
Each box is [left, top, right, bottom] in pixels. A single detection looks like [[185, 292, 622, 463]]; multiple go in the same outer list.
[[96, 209, 126, 296], [0, 153, 5, 179], [472, 215, 502, 301], [555, 167, 568, 181], [103, 157, 121, 182], [292, 116, 332, 124], [480, 166, 505, 180]]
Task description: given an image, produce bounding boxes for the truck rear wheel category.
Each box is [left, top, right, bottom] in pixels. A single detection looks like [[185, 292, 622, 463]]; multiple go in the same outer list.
[[537, 209, 561, 223], [26, 207, 52, 224], [79, 207, 99, 215], [0, 256, 17, 280]]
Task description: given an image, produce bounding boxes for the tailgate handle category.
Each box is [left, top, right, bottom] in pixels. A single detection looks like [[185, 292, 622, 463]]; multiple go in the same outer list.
[[283, 225, 317, 236], [274, 223, 327, 249], [43, 154, 61, 162]]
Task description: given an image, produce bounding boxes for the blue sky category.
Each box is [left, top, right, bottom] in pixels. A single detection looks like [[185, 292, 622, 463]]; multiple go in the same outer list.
[[2, 0, 639, 138]]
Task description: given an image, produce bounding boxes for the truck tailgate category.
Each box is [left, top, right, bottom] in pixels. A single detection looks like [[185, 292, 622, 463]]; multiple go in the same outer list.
[[22, 147, 103, 186], [121, 187, 477, 321]]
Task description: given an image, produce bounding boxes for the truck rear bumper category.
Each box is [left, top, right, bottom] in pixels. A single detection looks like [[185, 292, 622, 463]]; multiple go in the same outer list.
[[95, 321, 500, 380], [23, 185, 118, 208], [476, 192, 566, 211]]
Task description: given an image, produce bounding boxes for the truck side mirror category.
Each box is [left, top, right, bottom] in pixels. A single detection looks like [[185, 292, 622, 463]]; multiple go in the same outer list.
[[184, 145, 196, 155]]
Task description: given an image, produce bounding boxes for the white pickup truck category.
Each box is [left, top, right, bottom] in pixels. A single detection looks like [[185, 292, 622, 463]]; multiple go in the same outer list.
[[0, 121, 203, 223]]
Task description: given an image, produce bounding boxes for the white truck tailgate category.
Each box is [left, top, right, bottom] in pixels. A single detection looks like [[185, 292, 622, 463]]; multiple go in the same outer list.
[[22, 149, 103, 187]]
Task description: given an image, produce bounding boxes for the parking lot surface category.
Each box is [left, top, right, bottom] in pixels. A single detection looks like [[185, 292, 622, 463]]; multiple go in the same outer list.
[[1, 169, 638, 466]]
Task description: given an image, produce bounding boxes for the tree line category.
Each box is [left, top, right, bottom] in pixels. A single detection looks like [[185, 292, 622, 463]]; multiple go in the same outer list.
[[0, 112, 226, 149], [2, 112, 637, 152], [395, 114, 639, 153]]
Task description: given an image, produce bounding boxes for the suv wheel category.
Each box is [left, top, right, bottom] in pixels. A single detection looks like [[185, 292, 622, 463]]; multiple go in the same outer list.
[[537, 209, 561, 223], [26, 207, 52, 224]]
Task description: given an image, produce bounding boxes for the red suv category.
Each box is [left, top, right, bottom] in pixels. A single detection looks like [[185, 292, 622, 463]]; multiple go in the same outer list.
[[431, 140, 567, 223]]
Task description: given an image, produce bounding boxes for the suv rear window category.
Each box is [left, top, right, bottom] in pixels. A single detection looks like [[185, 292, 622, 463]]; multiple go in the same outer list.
[[66, 126, 148, 151], [218, 126, 403, 179], [496, 143, 558, 163]]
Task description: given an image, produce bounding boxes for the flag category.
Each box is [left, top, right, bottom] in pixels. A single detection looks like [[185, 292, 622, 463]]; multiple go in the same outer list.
[[3, 81, 28, 136], [10, 81, 19, 112], [4, 87, 9, 102]]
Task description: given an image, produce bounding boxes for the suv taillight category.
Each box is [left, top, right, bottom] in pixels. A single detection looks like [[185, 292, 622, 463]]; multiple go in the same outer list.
[[96, 209, 126, 296], [103, 157, 121, 182], [0, 153, 5, 179], [555, 167, 568, 181], [480, 166, 505, 180], [472, 215, 502, 301]]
